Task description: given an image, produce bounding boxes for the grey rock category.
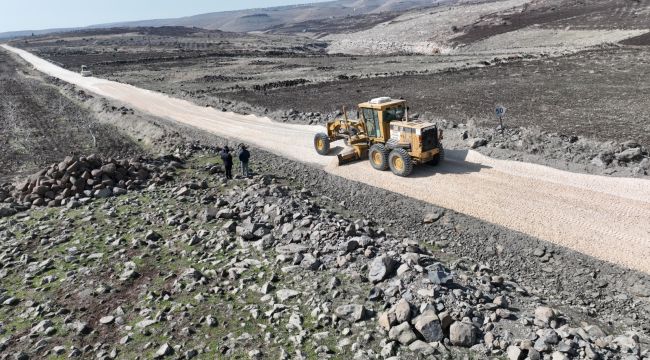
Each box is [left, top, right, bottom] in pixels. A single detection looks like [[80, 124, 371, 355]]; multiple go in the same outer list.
[[423, 212, 442, 223], [381, 342, 397, 358], [388, 322, 417, 345], [155, 343, 173, 358], [469, 138, 487, 149], [94, 187, 112, 198], [534, 306, 556, 323], [99, 316, 115, 325], [616, 147, 642, 162], [2, 297, 19, 306], [507, 345, 524, 360], [119, 268, 139, 281], [551, 351, 568, 360], [145, 230, 162, 241], [368, 255, 396, 283], [335, 304, 366, 322], [414, 312, 444, 342], [222, 220, 237, 232], [300, 253, 322, 271], [494, 295, 509, 308], [112, 187, 127, 196], [639, 157, 650, 170], [394, 299, 411, 323], [276, 289, 300, 302], [182, 268, 203, 281], [101, 163, 116, 175], [583, 325, 606, 339], [200, 207, 218, 222], [136, 319, 157, 329], [236, 222, 263, 241], [340, 239, 360, 253], [73, 321, 92, 336], [13, 352, 29, 360], [0, 206, 16, 218], [408, 340, 436, 355], [449, 321, 476, 347], [540, 329, 560, 344], [427, 263, 453, 285]]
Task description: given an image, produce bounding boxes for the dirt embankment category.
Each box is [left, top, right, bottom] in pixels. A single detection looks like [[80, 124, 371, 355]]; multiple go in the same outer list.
[[0, 51, 141, 182]]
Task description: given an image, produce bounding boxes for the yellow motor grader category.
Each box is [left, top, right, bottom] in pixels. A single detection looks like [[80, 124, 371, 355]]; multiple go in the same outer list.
[[314, 97, 444, 177]]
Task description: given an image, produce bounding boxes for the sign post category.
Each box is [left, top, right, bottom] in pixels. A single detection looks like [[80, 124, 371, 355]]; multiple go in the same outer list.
[[495, 105, 506, 132]]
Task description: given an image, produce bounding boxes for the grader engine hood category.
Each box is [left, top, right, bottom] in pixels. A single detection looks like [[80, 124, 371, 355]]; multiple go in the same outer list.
[[389, 122, 439, 149]]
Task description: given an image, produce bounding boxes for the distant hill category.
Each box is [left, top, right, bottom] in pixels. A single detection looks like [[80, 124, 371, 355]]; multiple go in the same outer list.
[[0, 28, 80, 40], [0, 0, 445, 39], [96, 0, 447, 33]]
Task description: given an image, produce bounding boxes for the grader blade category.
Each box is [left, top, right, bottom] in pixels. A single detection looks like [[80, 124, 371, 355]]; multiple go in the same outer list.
[[337, 149, 361, 165]]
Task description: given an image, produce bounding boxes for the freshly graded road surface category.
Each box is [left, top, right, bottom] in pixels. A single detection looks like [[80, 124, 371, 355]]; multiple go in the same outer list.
[[4, 44, 650, 273]]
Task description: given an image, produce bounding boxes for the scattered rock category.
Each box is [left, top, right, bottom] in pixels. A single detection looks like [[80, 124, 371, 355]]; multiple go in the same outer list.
[[469, 138, 487, 149], [335, 304, 366, 322], [388, 322, 418, 345], [368, 255, 397, 283], [449, 321, 476, 347]]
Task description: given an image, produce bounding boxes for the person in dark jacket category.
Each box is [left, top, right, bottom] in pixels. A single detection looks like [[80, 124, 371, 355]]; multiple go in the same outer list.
[[220, 146, 233, 180], [238, 145, 251, 177]]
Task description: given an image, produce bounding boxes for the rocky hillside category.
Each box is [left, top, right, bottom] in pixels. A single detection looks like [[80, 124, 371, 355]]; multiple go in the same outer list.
[[0, 144, 647, 359]]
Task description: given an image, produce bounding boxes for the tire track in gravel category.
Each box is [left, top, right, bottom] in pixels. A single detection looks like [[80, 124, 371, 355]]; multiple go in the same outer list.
[[4, 44, 650, 273]]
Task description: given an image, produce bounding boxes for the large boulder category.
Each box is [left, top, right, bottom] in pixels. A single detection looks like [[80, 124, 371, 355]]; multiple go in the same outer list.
[[388, 322, 417, 345], [616, 147, 642, 162], [534, 306, 556, 324], [413, 312, 444, 342], [449, 321, 477, 347], [368, 255, 397, 283], [393, 299, 411, 323], [0, 206, 17, 218], [427, 263, 453, 285]]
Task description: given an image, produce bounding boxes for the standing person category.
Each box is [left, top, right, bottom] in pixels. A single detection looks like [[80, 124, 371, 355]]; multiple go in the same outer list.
[[220, 146, 233, 180], [238, 144, 250, 178]]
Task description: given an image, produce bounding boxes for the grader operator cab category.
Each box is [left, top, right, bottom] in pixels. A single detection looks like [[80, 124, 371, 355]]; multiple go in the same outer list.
[[313, 97, 444, 177]]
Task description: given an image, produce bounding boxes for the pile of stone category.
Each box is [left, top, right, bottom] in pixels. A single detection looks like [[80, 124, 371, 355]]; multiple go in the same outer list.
[[1, 154, 175, 214], [191, 171, 643, 359]]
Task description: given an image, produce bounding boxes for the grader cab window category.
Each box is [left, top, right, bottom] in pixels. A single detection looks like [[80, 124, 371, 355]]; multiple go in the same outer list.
[[362, 108, 381, 138], [384, 106, 405, 122]]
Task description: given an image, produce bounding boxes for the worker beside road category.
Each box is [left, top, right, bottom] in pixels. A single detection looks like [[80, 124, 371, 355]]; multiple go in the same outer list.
[[220, 146, 233, 180], [238, 145, 251, 178]]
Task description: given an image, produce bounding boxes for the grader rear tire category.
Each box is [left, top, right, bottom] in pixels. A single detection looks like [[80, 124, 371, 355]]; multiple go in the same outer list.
[[314, 133, 330, 155], [389, 148, 413, 177], [369, 144, 389, 171]]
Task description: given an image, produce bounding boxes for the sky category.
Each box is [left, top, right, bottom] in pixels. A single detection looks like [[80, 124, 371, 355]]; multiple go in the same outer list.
[[0, 0, 332, 33]]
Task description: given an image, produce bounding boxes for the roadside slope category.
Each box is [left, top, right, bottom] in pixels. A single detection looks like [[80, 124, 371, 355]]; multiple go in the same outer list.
[[4, 44, 650, 273]]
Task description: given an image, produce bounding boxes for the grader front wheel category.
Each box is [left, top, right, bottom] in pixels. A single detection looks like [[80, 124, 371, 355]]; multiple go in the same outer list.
[[314, 133, 330, 155], [369, 144, 389, 171]]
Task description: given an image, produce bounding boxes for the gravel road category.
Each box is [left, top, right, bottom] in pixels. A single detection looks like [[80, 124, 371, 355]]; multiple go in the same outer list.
[[4, 44, 650, 273]]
